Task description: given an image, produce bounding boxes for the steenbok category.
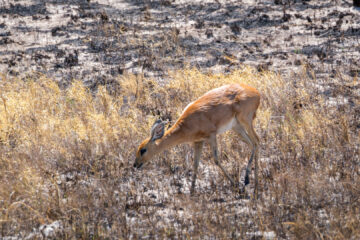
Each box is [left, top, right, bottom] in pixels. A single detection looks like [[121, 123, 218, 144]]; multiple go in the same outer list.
[[133, 84, 260, 195]]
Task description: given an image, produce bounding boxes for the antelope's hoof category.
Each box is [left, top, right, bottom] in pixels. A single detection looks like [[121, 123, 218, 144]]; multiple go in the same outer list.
[[240, 168, 250, 186], [237, 183, 250, 199], [238, 182, 246, 193]]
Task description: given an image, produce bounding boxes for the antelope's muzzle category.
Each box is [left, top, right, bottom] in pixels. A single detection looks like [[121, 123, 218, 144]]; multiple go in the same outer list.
[[133, 162, 143, 169]]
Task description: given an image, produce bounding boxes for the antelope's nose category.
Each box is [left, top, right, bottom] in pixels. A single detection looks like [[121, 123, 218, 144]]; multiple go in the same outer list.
[[133, 161, 143, 169]]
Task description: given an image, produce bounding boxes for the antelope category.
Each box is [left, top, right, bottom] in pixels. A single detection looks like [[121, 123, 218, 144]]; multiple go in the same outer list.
[[133, 84, 260, 195]]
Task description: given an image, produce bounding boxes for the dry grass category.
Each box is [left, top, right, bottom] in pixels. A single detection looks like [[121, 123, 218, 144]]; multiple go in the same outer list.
[[0, 67, 359, 239]]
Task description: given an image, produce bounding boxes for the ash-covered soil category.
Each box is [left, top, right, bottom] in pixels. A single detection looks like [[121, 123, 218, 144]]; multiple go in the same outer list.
[[0, 0, 359, 88], [0, 1, 359, 239]]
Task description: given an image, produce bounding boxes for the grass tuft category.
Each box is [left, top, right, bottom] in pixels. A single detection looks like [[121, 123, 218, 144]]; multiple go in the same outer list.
[[0, 67, 358, 238]]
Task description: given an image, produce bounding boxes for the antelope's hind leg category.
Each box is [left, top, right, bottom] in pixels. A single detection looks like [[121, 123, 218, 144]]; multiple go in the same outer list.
[[233, 117, 259, 195], [232, 124, 252, 191], [209, 135, 237, 187]]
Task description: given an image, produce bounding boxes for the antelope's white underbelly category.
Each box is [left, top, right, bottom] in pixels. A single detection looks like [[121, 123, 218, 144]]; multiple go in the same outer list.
[[217, 117, 236, 134]]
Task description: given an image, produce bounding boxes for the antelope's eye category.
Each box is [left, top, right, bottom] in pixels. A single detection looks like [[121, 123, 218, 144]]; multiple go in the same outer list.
[[140, 149, 147, 156]]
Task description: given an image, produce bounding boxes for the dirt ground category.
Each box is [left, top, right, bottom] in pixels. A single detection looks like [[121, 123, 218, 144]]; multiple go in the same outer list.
[[0, 0, 359, 88], [0, 1, 359, 239]]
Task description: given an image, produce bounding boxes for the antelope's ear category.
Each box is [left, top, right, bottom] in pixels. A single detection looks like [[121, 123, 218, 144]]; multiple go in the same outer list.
[[150, 120, 165, 141]]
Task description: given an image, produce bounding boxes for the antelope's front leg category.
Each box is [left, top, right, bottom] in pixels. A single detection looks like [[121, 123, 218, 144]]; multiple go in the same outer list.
[[190, 141, 204, 195]]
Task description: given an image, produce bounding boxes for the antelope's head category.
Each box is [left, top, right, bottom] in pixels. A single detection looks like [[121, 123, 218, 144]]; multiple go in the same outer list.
[[133, 120, 165, 169]]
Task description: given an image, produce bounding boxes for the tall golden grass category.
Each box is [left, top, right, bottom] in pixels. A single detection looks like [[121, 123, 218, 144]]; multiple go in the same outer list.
[[0, 67, 358, 239]]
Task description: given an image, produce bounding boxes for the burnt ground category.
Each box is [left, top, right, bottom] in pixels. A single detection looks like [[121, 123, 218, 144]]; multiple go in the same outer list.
[[0, 1, 360, 239], [0, 0, 359, 89]]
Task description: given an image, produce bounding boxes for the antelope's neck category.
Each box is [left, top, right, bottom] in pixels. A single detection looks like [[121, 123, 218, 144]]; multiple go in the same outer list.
[[156, 124, 184, 153]]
